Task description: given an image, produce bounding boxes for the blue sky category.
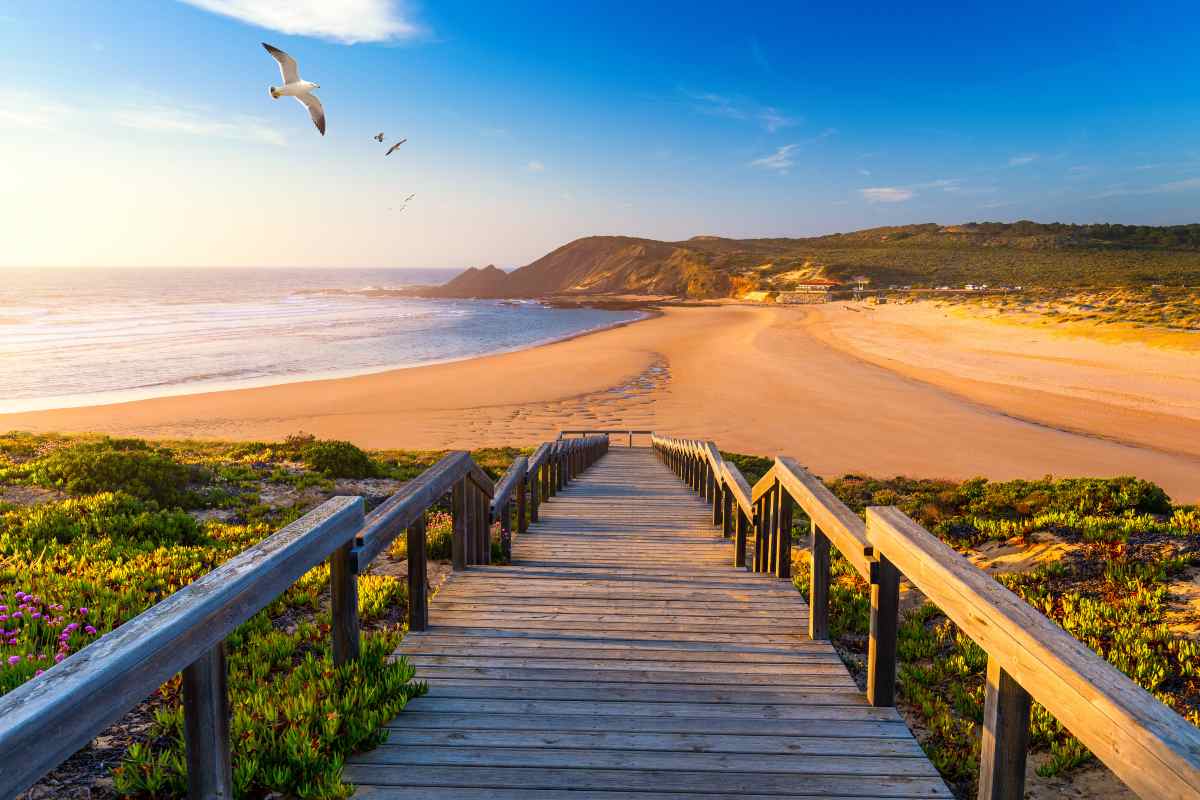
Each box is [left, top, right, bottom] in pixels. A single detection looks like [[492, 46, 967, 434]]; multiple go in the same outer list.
[[2, 0, 1199, 268]]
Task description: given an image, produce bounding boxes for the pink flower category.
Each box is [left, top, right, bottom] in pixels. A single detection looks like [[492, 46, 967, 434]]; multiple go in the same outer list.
[[35, 669, 44, 676], [7, 656, 20, 666], [84, 626, 97, 635], [31, 612, 41, 620], [11, 612, 21, 619], [78, 608, 89, 616], [54, 653, 64, 663]]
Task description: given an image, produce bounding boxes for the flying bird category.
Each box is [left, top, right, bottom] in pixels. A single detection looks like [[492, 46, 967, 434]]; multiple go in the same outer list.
[[374, 132, 385, 142], [262, 42, 325, 135], [385, 138, 408, 156]]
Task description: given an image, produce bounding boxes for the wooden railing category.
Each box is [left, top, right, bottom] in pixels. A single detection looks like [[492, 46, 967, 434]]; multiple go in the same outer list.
[[651, 434, 1200, 800], [0, 434, 609, 799], [559, 428, 652, 447]]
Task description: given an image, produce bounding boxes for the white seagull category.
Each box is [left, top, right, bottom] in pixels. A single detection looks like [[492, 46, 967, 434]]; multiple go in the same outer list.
[[262, 43, 325, 135], [385, 138, 407, 156], [374, 132, 385, 142]]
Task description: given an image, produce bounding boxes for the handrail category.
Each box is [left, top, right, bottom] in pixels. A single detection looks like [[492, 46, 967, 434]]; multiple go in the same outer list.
[[559, 429, 650, 447], [869, 507, 1200, 800], [650, 432, 1200, 800]]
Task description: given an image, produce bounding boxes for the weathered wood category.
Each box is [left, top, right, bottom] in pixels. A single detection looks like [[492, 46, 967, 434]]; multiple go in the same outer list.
[[182, 642, 233, 800], [451, 478, 467, 571], [517, 473, 527, 534], [0, 497, 363, 800], [866, 506, 1200, 799], [407, 517, 429, 632], [350, 447, 944, 799], [776, 487, 793, 580], [809, 523, 831, 641], [351, 450, 472, 572], [774, 456, 873, 581], [734, 506, 749, 568], [978, 656, 1031, 800], [867, 553, 900, 708], [330, 540, 360, 664]]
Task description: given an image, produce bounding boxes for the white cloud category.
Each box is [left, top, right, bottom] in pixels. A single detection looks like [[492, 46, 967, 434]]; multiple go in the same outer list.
[[687, 91, 746, 121], [178, 0, 419, 44], [759, 107, 797, 133], [858, 168, 871, 176], [860, 187, 914, 203], [750, 144, 799, 173], [526, 160, 545, 172], [915, 178, 962, 192], [111, 105, 286, 146], [1008, 154, 1038, 167], [0, 90, 74, 130], [1092, 177, 1200, 198]]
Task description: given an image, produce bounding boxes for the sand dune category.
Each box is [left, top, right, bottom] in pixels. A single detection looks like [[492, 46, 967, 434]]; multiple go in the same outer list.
[[4, 303, 1199, 501]]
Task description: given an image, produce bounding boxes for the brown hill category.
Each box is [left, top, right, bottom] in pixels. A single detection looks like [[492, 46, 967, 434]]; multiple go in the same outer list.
[[413, 222, 1200, 299]]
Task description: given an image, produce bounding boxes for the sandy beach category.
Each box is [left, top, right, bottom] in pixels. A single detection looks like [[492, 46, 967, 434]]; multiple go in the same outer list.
[[4, 303, 1200, 501]]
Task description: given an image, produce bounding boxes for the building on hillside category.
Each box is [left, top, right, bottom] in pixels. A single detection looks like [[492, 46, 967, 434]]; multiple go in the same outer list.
[[777, 278, 841, 304]]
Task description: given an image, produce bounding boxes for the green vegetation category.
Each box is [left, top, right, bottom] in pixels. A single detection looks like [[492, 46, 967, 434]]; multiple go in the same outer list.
[[451, 222, 1200, 300], [933, 287, 1200, 334], [0, 431, 524, 798], [778, 470, 1200, 796], [7, 438, 202, 507]]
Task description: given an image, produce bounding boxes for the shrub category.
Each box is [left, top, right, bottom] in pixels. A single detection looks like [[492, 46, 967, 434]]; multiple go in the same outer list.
[[28, 439, 198, 507], [0, 492, 203, 549], [299, 440, 378, 479]]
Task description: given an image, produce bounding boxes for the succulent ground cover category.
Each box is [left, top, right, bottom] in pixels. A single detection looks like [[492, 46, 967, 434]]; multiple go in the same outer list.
[[0, 432, 520, 799]]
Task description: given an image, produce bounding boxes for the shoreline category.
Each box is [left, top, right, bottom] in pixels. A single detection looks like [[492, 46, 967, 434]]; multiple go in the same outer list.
[[4, 303, 1199, 501], [1, 304, 657, 415]]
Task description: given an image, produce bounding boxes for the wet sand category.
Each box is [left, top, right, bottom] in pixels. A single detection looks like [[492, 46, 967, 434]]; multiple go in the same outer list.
[[4, 303, 1199, 501]]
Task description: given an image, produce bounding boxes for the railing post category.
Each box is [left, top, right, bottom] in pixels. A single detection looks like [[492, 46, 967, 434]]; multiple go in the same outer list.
[[978, 656, 1032, 800], [330, 539, 360, 664], [867, 555, 900, 707], [765, 486, 777, 574], [721, 485, 732, 537], [452, 478, 467, 571], [517, 473, 528, 533], [710, 472, 721, 526], [809, 522, 831, 640], [183, 642, 233, 800], [752, 500, 765, 572], [556, 450, 565, 492], [734, 507, 748, 568], [407, 516, 428, 632], [776, 488, 793, 580], [500, 499, 513, 561], [478, 487, 491, 565], [528, 465, 540, 523]]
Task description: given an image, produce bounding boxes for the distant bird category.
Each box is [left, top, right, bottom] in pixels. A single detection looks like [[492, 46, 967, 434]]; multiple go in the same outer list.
[[374, 132, 385, 142], [393, 193, 416, 212], [385, 138, 408, 156], [262, 42, 325, 135]]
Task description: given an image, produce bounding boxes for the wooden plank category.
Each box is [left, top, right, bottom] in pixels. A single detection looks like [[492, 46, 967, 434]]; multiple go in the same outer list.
[[384, 711, 913, 737], [867, 506, 1200, 799], [378, 728, 927, 756], [344, 765, 953, 797]]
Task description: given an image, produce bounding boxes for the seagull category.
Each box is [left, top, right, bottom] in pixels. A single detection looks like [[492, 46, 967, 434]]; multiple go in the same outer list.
[[262, 42, 325, 135], [374, 132, 385, 142], [385, 138, 407, 156]]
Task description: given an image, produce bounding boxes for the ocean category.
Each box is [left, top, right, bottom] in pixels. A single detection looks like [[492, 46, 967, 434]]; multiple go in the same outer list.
[[0, 268, 645, 414]]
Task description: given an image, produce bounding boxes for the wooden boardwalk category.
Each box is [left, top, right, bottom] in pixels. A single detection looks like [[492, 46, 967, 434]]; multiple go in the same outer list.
[[347, 447, 949, 799]]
